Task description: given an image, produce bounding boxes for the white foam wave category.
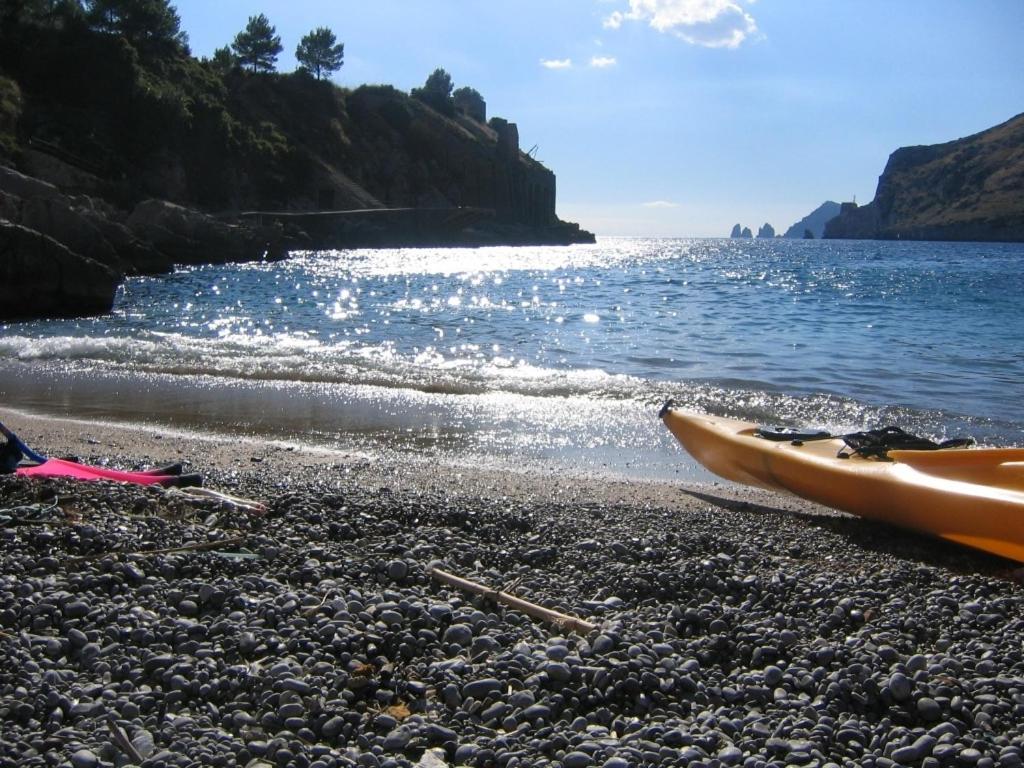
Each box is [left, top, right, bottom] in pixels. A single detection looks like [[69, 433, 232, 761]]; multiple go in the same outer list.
[[1, 332, 1003, 444], [0, 333, 647, 400]]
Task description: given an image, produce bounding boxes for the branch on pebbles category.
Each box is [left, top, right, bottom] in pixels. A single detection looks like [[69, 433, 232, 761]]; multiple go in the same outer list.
[[166, 487, 268, 515], [429, 567, 597, 635], [303, 591, 336, 618], [68, 536, 250, 564], [106, 716, 144, 764]]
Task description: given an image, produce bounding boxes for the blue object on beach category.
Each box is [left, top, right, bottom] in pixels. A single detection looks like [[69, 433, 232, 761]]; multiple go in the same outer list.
[[0, 420, 48, 466]]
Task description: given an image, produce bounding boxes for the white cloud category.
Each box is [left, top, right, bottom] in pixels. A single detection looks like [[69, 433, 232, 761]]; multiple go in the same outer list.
[[590, 56, 618, 68], [642, 200, 680, 208], [604, 11, 625, 29], [540, 58, 573, 69], [603, 0, 758, 49]]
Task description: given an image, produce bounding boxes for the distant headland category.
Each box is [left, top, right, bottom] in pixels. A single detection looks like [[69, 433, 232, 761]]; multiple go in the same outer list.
[[0, 4, 593, 319], [736, 111, 1024, 244], [824, 111, 1024, 242]]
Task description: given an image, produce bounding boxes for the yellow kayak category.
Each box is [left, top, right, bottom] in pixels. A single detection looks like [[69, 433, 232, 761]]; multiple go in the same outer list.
[[660, 405, 1024, 562]]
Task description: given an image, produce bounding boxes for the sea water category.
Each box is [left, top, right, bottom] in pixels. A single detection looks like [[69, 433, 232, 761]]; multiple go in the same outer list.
[[2, 237, 1022, 481]]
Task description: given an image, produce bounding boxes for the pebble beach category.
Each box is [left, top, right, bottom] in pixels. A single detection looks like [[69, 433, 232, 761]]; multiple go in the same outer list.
[[1, 409, 1023, 768]]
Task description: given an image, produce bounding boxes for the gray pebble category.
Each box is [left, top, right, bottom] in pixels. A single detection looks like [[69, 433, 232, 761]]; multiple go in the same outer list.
[[462, 678, 502, 700], [70, 750, 98, 768], [918, 697, 943, 720], [443, 623, 473, 645], [386, 560, 408, 581], [563, 751, 593, 768]]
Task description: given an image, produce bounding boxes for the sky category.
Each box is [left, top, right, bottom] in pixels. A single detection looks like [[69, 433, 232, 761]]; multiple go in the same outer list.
[[174, 1, 1024, 238]]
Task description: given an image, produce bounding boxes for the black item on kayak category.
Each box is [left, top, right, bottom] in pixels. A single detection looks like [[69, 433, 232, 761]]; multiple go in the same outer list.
[[838, 426, 975, 460], [756, 423, 974, 460], [754, 426, 832, 443]]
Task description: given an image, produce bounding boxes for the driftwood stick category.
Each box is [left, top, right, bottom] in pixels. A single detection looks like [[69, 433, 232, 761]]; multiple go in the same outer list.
[[429, 567, 597, 635], [69, 536, 249, 564], [106, 715, 144, 764]]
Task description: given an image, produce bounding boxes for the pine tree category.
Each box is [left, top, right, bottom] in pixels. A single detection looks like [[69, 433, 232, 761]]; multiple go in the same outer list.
[[411, 68, 454, 116], [209, 45, 235, 76], [295, 26, 344, 80], [231, 13, 282, 73], [453, 86, 485, 122], [86, 0, 188, 50]]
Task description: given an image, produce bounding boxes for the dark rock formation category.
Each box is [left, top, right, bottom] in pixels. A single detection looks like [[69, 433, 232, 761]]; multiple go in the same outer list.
[[0, 14, 594, 320], [757, 222, 776, 239], [125, 199, 289, 266], [825, 113, 1024, 241], [0, 219, 120, 319], [0, 21, 591, 248], [730, 223, 742, 238], [741, 226, 753, 238], [783, 201, 841, 239], [0, 163, 293, 320]]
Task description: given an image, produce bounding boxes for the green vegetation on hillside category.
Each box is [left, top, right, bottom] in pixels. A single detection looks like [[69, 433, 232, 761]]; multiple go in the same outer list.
[[295, 27, 344, 81], [231, 13, 282, 74], [0, 0, 590, 246], [411, 68, 455, 117], [86, 0, 188, 52], [0, 2, 490, 211]]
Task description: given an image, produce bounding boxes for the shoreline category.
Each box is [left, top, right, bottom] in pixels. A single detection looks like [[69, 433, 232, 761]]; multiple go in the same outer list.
[[0, 406, 737, 509], [3, 405, 1016, 573], [0, 360, 715, 486], [2, 408, 1023, 767]]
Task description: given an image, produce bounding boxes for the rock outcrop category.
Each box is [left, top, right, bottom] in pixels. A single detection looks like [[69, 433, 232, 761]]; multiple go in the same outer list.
[[757, 223, 776, 239], [0, 22, 591, 249], [0, 219, 120, 318], [0, 14, 594, 320], [729, 224, 753, 238], [0, 164, 294, 320], [825, 113, 1024, 241], [125, 199, 289, 266], [783, 201, 841, 239]]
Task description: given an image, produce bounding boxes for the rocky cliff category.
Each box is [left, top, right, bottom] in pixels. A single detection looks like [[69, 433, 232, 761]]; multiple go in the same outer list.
[[825, 113, 1024, 241], [0, 219, 120, 318], [0, 20, 590, 246], [0, 164, 290, 319], [0, 14, 592, 319], [783, 201, 840, 239]]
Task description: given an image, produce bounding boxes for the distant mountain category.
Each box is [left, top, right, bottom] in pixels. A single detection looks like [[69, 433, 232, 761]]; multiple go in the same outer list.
[[783, 201, 841, 239], [825, 113, 1024, 241]]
